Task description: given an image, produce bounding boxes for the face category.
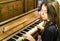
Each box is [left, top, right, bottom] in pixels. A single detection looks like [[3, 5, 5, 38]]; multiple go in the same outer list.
[[40, 4, 48, 20]]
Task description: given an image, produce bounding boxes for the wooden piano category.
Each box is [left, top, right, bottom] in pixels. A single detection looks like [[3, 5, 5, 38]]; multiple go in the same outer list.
[[0, 0, 40, 41], [0, 8, 44, 41]]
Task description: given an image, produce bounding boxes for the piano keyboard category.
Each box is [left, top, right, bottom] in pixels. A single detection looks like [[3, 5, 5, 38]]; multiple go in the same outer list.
[[3, 20, 42, 41]]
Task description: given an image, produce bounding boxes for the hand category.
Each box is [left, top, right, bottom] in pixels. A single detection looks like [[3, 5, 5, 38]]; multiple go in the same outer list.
[[23, 34, 35, 41], [37, 25, 44, 30]]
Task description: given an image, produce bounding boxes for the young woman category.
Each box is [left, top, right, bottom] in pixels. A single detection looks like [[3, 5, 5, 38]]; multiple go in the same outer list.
[[23, 2, 58, 41]]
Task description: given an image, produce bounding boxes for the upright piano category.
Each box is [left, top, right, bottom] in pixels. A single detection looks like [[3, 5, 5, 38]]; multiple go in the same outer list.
[[0, 8, 44, 41]]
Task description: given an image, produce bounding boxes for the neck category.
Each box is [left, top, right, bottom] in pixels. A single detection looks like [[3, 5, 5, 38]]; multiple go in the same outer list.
[[47, 19, 50, 22]]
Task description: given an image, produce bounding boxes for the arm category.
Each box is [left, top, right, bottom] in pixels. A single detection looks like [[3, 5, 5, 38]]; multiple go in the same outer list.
[[42, 28, 54, 41]]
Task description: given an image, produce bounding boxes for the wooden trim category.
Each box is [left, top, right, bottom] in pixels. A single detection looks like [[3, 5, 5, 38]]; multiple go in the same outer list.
[[0, 8, 38, 26]]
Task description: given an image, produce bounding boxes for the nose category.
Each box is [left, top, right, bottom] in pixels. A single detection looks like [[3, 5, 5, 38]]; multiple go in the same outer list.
[[40, 11, 44, 16], [40, 11, 44, 18]]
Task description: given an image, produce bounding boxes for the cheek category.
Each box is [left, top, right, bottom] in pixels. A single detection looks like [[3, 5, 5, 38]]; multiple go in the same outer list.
[[44, 14, 48, 19], [40, 13, 45, 18], [40, 15, 44, 18], [40, 13, 48, 19]]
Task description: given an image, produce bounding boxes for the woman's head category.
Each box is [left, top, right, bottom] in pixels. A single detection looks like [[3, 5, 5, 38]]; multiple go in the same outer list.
[[40, 2, 57, 23], [40, 4, 48, 21]]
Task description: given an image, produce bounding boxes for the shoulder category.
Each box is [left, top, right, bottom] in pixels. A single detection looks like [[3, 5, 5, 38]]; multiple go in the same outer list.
[[47, 24, 57, 32]]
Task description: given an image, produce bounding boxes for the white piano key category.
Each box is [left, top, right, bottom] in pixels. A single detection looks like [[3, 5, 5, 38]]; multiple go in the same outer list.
[[27, 29, 30, 30], [19, 33, 24, 34], [26, 26, 38, 35], [38, 21, 44, 26], [22, 31, 27, 33], [12, 38, 16, 40], [15, 35, 20, 37], [16, 37, 24, 41]]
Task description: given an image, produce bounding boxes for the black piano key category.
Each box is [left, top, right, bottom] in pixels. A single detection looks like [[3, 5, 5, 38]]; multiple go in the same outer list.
[[20, 31, 26, 34], [27, 27, 32, 29], [29, 26, 32, 28], [33, 24, 36, 26], [23, 29, 29, 32], [23, 39, 29, 41], [35, 22, 39, 24], [38, 20, 41, 23], [34, 20, 41, 24], [32, 24, 37, 26], [13, 36, 19, 39], [16, 33, 22, 36], [29, 25, 35, 28], [15, 35, 20, 37], [35, 21, 41, 25], [7, 38, 16, 41]]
